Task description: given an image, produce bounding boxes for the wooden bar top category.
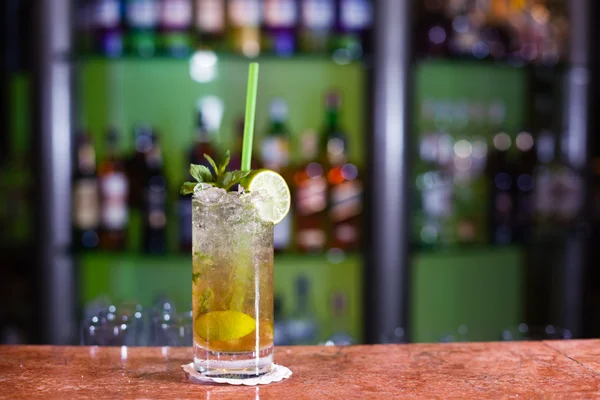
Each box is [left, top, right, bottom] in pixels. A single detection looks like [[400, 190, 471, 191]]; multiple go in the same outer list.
[[1, 340, 600, 399]]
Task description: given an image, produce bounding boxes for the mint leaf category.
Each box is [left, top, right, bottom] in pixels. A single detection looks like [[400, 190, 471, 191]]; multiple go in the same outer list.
[[192, 272, 201, 284], [219, 150, 231, 176], [204, 154, 219, 179], [180, 182, 197, 195], [197, 288, 214, 316], [190, 164, 213, 183], [219, 170, 252, 190], [181, 151, 256, 196]]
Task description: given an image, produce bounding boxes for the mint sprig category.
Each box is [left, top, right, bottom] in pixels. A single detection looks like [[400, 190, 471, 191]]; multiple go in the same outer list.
[[180, 150, 253, 195]]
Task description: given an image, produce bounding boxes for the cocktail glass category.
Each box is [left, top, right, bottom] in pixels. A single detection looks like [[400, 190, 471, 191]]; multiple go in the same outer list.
[[192, 188, 274, 377]]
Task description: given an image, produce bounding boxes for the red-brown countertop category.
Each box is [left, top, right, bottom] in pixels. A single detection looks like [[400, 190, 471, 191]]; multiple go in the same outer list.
[[1, 340, 600, 399]]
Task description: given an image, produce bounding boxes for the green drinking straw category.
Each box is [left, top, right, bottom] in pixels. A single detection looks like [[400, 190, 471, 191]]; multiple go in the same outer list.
[[241, 63, 259, 172]]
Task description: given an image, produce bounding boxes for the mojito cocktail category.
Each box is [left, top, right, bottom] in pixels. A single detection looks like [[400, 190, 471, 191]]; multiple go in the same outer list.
[[192, 187, 274, 376]]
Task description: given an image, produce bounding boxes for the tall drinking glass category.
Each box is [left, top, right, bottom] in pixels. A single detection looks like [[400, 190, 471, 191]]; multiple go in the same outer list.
[[192, 189, 274, 377]]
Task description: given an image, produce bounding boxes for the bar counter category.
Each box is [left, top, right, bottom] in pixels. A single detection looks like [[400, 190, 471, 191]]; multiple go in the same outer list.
[[2, 340, 599, 398]]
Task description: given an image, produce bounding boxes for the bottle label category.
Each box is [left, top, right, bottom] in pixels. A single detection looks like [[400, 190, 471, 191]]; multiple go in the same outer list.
[[330, 180, 362, 221], [330, 179, 362, 246], [264, 0, 297, 28], [334, 223, 358, 245], [127, 0, 160, 28], [297, 229, 326, 250], [340, 0, 372, 31], [146, 176, 167, 229], [296, 176, 327, 216], [229, 0, 261, 27], [73, 178, 100, 229], [195, 0, 225, 32], [95, 0, 121, 28], [302, 0, 334, 29], [261, 137, 290, 170], [100, 172, 129, 229], [161, 0, 192, 28]]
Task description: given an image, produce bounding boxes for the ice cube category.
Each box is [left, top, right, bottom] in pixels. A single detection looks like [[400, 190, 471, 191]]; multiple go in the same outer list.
[[242, 190, 264, 205], [194, 186, 227, 204]]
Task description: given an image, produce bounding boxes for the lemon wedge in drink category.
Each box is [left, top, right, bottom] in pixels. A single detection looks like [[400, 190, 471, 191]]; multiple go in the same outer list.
[[195, 311, 256, 342], [241, 169, 291, 224]]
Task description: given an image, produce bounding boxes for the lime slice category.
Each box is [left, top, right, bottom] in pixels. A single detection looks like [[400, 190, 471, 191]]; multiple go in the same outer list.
[[242, 169, 291, 224], [195, 310, 256, 342]]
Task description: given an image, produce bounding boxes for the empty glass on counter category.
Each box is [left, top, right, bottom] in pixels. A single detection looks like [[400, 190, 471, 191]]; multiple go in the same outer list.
[[500, 323, 573, 341], [81, 297, 193, 347]]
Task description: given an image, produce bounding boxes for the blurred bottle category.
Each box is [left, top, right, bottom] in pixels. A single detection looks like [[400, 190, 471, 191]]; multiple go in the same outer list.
[[143, 134, 168, 253], [261, 0, 298, 56], [593, 157, 600, 223], [486, 129, 513, 245], [286, 276, 319, 345], [75, 0, 94, 54], [178, 99, 220, 252], [125, 0, 160, 57], [227, 0, 262, 57], [72, 130, 101, 251], [321, 91, 362, 251], [128, 123, 154, 211], [331, 0, 372, 59], [193, 0, 226, 50], [92, 0, 125, 57], [273, 295, 289, 345], [158, 0, 193, 57], [230, 118, 261, 170], [261, 98, 292, 252], [416, 0, 450, 58], [293, 130, 327, 253], [298, 0, 335, 53], [512, 130, 536, 243], [98, 128, 129, 250], [414, 100, 451, 247], [325, 292, 354, 345], [532, 129, 556, 235]]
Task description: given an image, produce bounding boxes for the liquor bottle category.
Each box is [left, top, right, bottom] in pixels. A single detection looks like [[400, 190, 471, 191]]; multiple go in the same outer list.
[[193, 0, 226, 50], [293, 130, 327, 253], [143, 134, 168, 253], [331, 0, 373, 59], [592, 157, 600, 224], [532, 129, 556, 235], [178, 103, 219, 252], [72, 130, 101, 250], [273, 295, 289, 345], [261, 0, 298, 56], [261, 98, 292, 252], [128, 123, 154, 211], [416, 0, 450, 58], [92, 0, 125, 57], [298, 0, 335, 53], [75, 0, 94, 55], [98, 128, 129, 250], [485, 129, 513, 245], [321, 90, 362, 251], [512, 130, 536, 244], [125, 0, 160, 57], [230, 118, 261, 171], [227, 0, 262, 56], [286, 276, 319, 345], [325, 292, 354, 345], [158, 0, 193, 57]]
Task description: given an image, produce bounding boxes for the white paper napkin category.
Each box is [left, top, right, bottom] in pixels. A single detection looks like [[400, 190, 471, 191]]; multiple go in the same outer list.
[[182, 363, 292, 386]]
